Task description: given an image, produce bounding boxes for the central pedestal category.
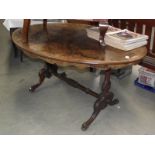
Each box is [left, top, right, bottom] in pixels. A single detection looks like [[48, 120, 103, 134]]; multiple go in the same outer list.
[[29, 63, 119, 131]]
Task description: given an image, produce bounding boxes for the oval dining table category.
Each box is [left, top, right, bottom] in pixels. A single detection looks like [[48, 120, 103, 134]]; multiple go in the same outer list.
[[12, 22, 147, 131]]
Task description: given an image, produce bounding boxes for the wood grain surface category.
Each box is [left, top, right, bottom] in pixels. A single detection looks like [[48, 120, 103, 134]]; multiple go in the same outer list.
[[12, 23, 147, 69]]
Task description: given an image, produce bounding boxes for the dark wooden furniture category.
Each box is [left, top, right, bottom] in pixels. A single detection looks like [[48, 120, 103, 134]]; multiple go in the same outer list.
[[109, 19, 155, 70], [12, 23, 147, 130]]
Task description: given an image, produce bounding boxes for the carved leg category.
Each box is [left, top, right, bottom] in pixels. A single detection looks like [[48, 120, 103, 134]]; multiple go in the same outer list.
[[29, 68, 47, 92], [81, 69, 119, 131], [81, 96, 107, 131], [29, 63, 54, 92]]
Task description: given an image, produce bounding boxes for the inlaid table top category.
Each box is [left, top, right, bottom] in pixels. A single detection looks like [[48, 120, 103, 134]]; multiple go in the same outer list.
[[12, 23, 147, 69]]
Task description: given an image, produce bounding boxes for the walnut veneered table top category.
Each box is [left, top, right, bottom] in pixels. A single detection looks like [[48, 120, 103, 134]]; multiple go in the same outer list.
[[12, 23, 147, 69]]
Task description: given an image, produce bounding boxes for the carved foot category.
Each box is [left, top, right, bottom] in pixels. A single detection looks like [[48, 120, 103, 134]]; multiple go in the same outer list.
[[81, 94, 108, 131], [81, 69, 119, 131], [81, 110, 100, 131], [29, 68, 52, 92], [81, 123, 88, 131], [81, 93, 119, 130]]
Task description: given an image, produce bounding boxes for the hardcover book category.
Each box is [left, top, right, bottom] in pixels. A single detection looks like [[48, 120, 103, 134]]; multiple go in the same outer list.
[[105, 29, 148, 44]]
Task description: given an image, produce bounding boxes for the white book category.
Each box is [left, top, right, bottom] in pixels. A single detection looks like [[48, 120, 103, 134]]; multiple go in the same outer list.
[[105, 29, 149, 44], [105, 39, 147, 51]]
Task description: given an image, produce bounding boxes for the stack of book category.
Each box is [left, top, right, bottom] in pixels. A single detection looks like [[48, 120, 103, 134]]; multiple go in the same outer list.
[[86, 26, 149, 51]]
